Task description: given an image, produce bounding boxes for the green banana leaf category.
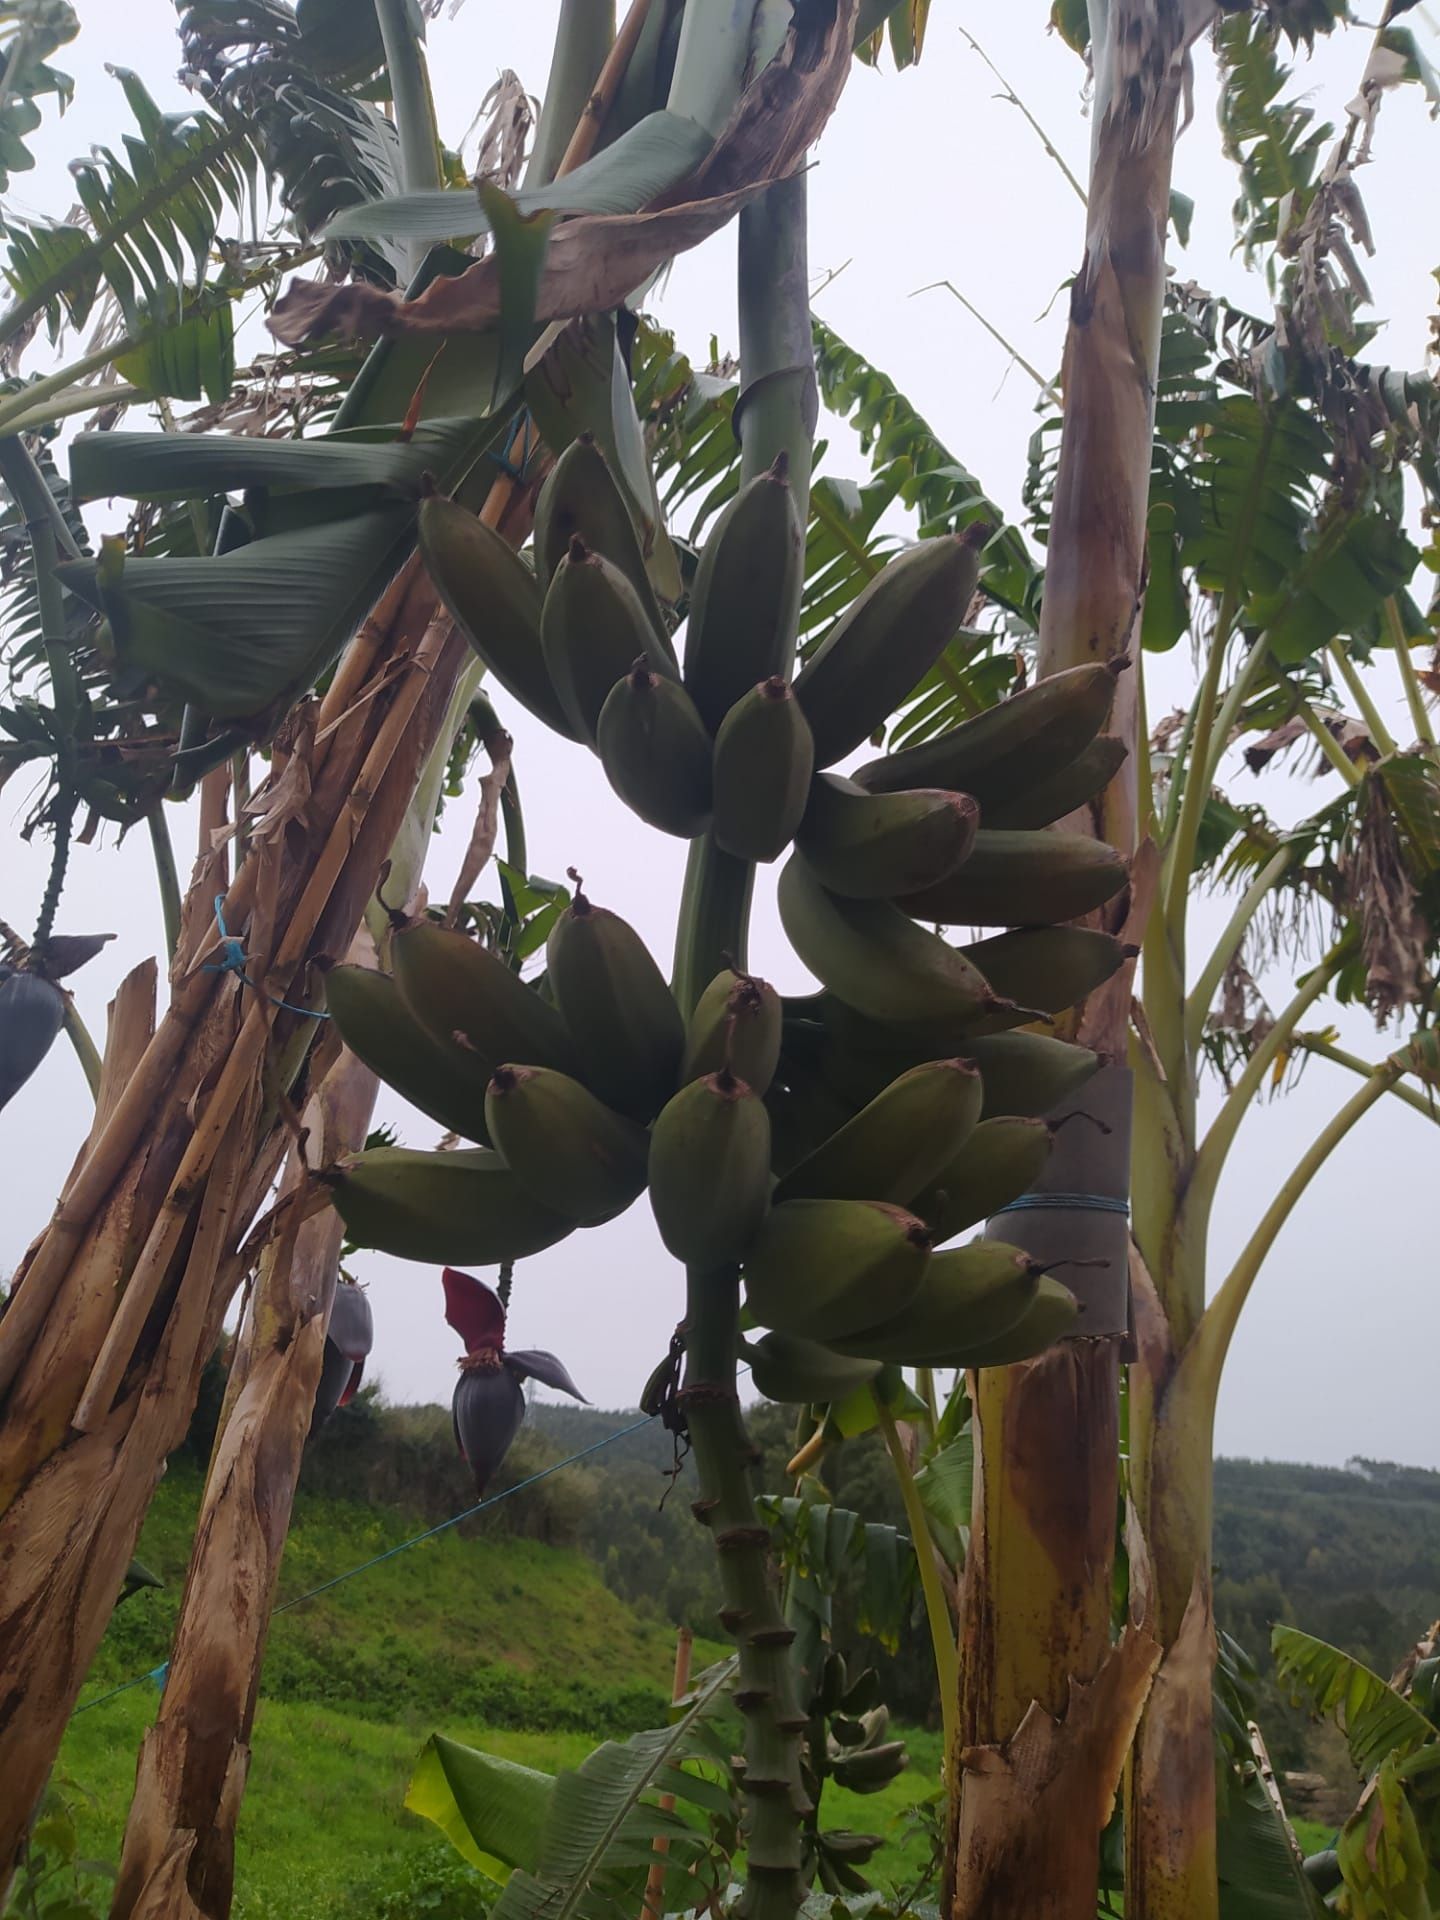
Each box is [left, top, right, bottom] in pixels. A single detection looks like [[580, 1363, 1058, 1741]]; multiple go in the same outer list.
[[1272, 1624, 1439, 1779], [0, 1, 78, 195], [477, 182, 556, 414], [1334, 1753, 1435, 1920], [406, 1738, 551, 1882], [324, 110, 713, 245], [1214, 1633, 1330, 1920], [913, 1432, 973, 1536]]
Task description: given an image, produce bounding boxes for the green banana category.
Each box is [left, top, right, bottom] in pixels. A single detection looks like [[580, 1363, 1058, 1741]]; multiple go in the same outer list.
[[484, 1065, 650, 1225], [967, 1030, 1101, 1117], [898, 828, 1128, 927], [827, 1742, 909, 1793], [958, 926, 1127, 1025], [712, 677, 814, 863], [682, 968, 783, 1093], [417, 494, 579, 742], [924, 1273, 1079, 1368], [829, 1240, 1042, 1364], [541, 536, 676, 745], [324, 964, 491, 1142], [777, 855, 1010, 1026], [981, 735, 1127, 830], [596, 664, 713, 838], [532, 433, 672, 652], [794, 528, 986, 767], [743, 1331, 883, 1405], [742, 1199, 932, 1342], [390, 920, 578, 1079], [329, 1145, 574, 1264], [795, 774, 979, 900], [648, 1068, 772, 1265], [854, 658, 1125, 802], [545, 883, 684, 1121], [916, 1116, 1053, 1245], [774, 1057, 983, 1208], [682, 454, 804, 730]]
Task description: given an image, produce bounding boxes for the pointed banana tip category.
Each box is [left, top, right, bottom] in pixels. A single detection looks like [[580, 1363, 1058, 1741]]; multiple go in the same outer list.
[[1107, 653, 1133, 679], [959, 519, 995, 550], [488, 1064, 521, 1095], [566, 533, 590, 564]]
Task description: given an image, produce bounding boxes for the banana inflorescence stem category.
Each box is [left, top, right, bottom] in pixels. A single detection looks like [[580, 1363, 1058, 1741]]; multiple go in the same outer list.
[[681, 1262, 808, 1919]]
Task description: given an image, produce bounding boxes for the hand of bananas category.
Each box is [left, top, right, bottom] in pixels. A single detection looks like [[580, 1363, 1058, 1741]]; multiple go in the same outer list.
[[329, 441, 1136, 1387]]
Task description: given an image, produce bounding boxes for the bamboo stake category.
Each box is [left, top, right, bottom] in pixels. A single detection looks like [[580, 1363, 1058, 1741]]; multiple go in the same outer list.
[[640, 1625, 694, 1920]]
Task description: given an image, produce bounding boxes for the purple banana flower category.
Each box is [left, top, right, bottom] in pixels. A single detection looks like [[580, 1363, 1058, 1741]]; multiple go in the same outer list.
[[0, 935, 113, 1113], [443, 1268, 586, 1493], [309, 1281, 375, 1436]]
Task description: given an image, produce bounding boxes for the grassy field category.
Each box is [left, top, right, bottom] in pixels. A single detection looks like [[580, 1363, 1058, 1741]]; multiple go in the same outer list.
[[49, 1464, 942, 1918]]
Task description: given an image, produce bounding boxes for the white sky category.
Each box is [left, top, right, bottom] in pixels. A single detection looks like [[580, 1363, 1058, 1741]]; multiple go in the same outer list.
[[3, 4, 1438, 1468]]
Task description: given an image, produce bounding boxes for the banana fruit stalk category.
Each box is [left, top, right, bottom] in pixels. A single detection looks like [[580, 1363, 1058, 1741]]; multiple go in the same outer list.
[[794, 527, 987, 768], [682, 968, 783, 1093], [328, 1146, 574, 1263], [533, 433, 671, 652], [777, 856, 1010, 1026], [683, 454, 803, 731], [854, 657, 1125, 803], [712, 677, 815, 863], [597, 665, 713, 838], [774, 1057, 983, 1208], [542, 536, 677, 746], [484, 1064, 649, 1225], [742, 1199, 932, 1341], [648, 1068, 772, 1265], [917, 1115, 1054, 1245], [829, 1242, 1043, 1365], [391, 920, 578, 1079], [898, 829, 1128, 928], [417, 493, 579, 743], [325, 963, 491, 1142], [795, 774, 979, 900], [743, 1331, 883, 1405], [545, 884, 683, 1121]]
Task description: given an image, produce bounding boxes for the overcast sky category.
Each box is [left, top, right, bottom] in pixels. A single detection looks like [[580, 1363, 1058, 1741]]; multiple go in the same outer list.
[[3, 4, 1438, 1469]]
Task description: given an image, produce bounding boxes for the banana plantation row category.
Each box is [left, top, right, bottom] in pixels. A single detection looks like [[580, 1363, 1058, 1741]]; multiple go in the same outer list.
[[0, 3, 1436, 1919]]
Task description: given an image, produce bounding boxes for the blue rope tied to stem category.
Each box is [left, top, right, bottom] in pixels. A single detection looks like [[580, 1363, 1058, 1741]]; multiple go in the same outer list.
[[203, 896, 329, 1020], [993, 1191, 1130, 1217]]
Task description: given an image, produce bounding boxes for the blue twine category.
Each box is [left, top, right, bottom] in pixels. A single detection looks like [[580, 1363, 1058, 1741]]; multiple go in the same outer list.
[[72, 1414, 653, 1717], [993, 1191, 1130, 1217], [485, 406, 537, 482], [203, 896, 329, 1020]]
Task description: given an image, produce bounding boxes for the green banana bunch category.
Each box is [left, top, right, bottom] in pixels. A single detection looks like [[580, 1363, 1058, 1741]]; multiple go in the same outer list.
[[777, 856, 1010, 1026], [829, 1241, 1042, 1365], [712, 677, 814, 863], [793, 527, 986, 768], [532, 434, 671, 653], [965, 1030, 1101, 1118], [391, 920, 578, 1079], [774, 1057, 983, 1208], [545, 883, 683, 1121], [418, 495, 579, 742], [648, 1068, 772, 1265], [484, 1064, 649, 1225], [743, 1198, 932, 1341], [916, 1115, 1054, 1245], [795, 774, 979, 900], [743, 1331, 883, 1405], [898, 828, 1128, 927], [541, 536, 676, 745], [826, 1733, 908, 1794], [329, 1146, 574, 1264], [958, 926, 1127, 1026], [596, 664, 713, 838], [324, 964, 490, 1142], [683, 454, 804, 730], [855, 658, 1125, 804], [927, 1273, 1079, 1367], [682, 967, 783, 1093], [980, 734, 1126, 830]]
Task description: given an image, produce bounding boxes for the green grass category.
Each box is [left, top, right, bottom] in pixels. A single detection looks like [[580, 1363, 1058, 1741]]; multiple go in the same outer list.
[[52, 1464, 940, 1916]]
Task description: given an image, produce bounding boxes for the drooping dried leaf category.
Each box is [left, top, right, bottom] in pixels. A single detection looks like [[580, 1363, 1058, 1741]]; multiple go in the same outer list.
[[270, 0, 857, 348]]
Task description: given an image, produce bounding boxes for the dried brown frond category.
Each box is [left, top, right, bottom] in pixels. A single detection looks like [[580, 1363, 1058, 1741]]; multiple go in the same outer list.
[[469, 71, 535, 192], [1339, 778, 1428, 1024]]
